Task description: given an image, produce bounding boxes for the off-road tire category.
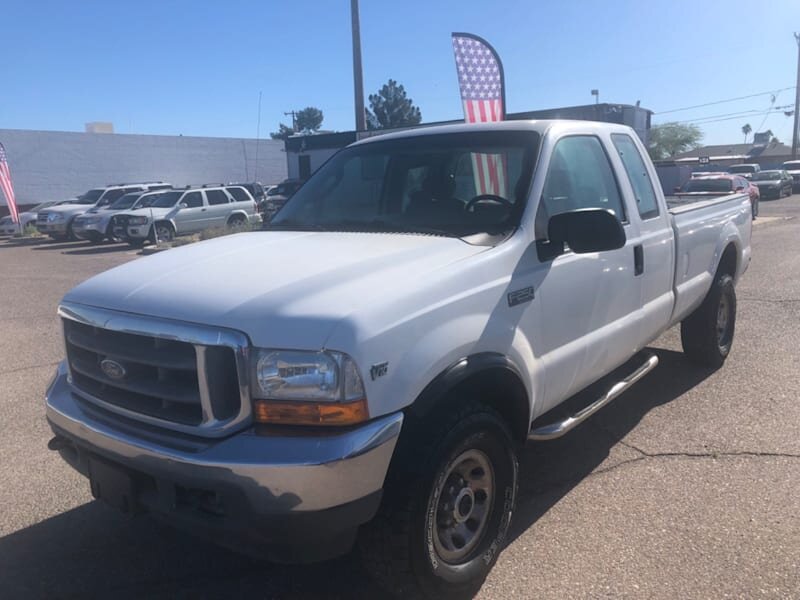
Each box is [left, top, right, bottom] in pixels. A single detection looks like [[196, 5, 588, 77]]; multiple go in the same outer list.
[[681, 273, 736, 368], [360, 401, 518, 599]]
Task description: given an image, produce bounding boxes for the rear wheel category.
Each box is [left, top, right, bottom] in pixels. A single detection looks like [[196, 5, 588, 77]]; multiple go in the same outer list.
[[227, 214, 247, 230], [681, 273, 736, 368], [360, 401, 518, 599]]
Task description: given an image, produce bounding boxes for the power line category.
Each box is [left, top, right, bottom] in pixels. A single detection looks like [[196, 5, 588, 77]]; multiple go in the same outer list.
[[667, 105, 795, 125], [671, 109, 794, 126], [655, 87, 795, 115]]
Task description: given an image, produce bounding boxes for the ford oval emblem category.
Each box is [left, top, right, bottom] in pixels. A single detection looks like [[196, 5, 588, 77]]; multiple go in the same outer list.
[[100, 359, 126, 381]]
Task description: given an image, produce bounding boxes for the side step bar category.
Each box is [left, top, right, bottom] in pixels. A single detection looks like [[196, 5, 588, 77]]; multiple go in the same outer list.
[[528, 352, 659, 441]]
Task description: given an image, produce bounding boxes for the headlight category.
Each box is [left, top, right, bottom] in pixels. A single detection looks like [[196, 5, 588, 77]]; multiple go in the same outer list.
[[250, 349, 367, 426], [128, 216, 149, 226]]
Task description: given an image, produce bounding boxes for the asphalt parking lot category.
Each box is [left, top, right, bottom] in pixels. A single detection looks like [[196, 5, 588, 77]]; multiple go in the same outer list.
[[1, 198, 799, 599]]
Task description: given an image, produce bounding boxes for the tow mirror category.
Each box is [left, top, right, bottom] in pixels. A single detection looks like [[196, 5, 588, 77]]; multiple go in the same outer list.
[[546, 208, 626, 254]]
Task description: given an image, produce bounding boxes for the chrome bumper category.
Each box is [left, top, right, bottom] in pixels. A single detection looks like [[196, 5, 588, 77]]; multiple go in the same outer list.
[[45, 362, 403, 513]]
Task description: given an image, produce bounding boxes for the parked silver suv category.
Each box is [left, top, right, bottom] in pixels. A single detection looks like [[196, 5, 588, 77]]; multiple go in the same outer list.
[[72, 190, 167, 243], [37, 182, 172, 241], [119, 185, 261, 247]]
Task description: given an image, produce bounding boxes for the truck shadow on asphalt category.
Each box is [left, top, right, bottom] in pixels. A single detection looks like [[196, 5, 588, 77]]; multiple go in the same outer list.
[[0, 347, 714, 599]]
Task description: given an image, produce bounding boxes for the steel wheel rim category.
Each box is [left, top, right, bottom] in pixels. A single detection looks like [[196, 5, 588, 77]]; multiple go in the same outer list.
[[432, 449, 495, 563], [156, 225, 171, 240]]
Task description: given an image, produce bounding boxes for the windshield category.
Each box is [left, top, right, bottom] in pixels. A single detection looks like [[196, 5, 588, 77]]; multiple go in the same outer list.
[[109, 193, 142, 210], [77, 189, 104, 204], [271, 131, 539, 237], [753, 172, 781, 181], [728, 165, 756, 174], [681, 179, 733, 193], [150, 190, 184, 208], [136, 193, 163, 208]]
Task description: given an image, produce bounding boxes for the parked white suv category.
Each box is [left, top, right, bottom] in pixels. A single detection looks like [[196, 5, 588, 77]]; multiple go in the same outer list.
[[119, 185, 261, 246]]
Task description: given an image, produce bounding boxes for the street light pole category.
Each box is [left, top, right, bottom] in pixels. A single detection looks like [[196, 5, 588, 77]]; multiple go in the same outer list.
[[351, 0, 367, 131], [792, 32, 800, 159]]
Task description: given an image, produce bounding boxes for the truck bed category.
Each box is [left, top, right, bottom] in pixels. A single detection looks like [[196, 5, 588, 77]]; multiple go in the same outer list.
[[666, 191, 752, 327], [665, 192, 748, 214]]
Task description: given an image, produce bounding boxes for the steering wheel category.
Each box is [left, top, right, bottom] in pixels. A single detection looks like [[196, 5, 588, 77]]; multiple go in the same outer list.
[[464, 194, 513, 211]]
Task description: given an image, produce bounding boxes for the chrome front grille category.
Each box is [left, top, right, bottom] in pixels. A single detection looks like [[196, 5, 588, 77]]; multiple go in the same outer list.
[[59, 302, 251, 437]]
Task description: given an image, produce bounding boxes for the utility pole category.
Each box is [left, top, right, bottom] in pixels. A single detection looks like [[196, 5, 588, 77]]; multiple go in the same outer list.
[[792, 32, 800, 159], [283, 110, 298, 131], [351, 0, 367, 131]]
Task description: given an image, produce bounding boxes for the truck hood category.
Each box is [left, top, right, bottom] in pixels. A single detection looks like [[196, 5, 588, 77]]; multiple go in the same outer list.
[[63, 231, 486, 349]]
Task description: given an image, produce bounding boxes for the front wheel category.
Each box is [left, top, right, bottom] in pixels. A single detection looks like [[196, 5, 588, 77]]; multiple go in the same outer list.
[[150, 222, 174, 244], [361, 402, 518, 599], [681, 273, 736, 368]]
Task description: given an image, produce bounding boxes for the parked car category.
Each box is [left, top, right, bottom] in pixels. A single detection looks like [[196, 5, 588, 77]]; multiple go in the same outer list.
[[728, 163, 760, 180], [46, 121, 753, 598], [750, 170, 793, 199], [781, 160, 800, 191], [260, 178, 304, 222], [37, 183, 172, 240], [118, 185, 261, 247], [675, 174, 759, 218], [0, 199, 75, 235], [72, 190, 168, 243]]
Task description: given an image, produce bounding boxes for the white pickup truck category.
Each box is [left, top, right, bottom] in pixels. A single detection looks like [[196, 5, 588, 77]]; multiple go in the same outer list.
[[46, 121, 751, 598]]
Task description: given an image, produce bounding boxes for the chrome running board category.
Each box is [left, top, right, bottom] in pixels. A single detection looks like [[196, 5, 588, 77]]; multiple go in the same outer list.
[[528, 353, 659, 441]]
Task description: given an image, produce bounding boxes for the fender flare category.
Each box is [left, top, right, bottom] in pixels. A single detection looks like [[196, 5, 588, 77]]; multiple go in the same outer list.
[[409, 352, 531, 442]]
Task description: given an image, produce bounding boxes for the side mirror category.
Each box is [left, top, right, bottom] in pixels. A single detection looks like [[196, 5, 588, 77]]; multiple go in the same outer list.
[[546, 208, 626, 254], [179, 202, 188, 209], [673, 186, 682, 193]]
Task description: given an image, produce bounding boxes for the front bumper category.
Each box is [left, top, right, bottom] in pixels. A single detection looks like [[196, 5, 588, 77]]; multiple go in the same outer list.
[[126, 224, 151, 239], [37, 221, 68, 234], [73, 220, 108, 239], [45, 362, 403, 561]]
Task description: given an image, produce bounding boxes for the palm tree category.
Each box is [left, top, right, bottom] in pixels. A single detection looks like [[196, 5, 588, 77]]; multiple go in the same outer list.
[[742, 123, 752, 143]]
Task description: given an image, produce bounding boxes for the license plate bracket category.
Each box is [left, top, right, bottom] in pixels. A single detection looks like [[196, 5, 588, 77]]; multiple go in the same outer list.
[[88, 456, 142, 514]]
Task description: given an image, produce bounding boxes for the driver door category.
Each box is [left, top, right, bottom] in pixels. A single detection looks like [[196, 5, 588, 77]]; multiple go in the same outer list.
[[533, 134, 643, 413]]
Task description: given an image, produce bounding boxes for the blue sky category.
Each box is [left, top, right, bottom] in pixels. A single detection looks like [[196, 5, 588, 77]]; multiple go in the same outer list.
[[3, 0, 799, 146]]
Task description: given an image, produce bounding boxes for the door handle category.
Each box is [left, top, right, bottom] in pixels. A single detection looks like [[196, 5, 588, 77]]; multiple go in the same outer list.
[[201, 208, 207, 211], [634, 245, 644, 276]]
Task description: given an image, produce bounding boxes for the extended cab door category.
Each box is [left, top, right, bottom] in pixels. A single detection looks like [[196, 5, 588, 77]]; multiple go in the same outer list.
[[609, 133, 675, 346], [533, 133, 644, 413]]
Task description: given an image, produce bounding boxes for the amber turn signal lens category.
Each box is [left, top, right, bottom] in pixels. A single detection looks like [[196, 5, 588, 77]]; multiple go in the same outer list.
[[253, 398, 369, 426]]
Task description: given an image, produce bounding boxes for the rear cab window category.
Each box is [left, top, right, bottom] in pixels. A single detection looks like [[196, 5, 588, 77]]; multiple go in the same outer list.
[[611, 133, 659, 220]]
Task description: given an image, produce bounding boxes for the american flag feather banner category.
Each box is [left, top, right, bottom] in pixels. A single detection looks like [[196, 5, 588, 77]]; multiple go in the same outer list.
[[451, 32, 508, 197], [0, 143, 20, 224]]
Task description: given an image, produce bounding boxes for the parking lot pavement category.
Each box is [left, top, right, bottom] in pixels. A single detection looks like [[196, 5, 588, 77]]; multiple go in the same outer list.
[[1, 202, 799, 598]]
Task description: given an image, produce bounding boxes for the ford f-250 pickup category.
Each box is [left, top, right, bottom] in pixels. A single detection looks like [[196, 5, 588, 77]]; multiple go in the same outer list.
[[46, 120, 751, 598]]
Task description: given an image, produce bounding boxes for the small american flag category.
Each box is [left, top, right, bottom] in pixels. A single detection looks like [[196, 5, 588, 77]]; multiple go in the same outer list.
[[452, 33, 507, 197], [0, 143, 20, 224]]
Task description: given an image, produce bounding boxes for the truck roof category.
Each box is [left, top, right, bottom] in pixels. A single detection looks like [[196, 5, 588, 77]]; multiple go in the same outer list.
[[350, 119, 637, 146]]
